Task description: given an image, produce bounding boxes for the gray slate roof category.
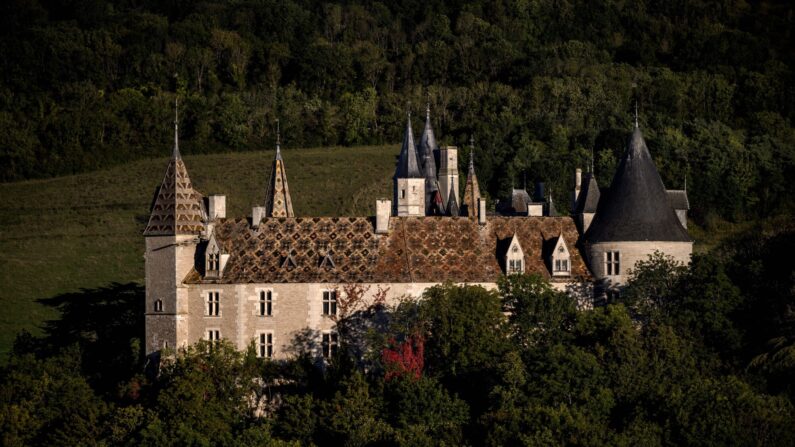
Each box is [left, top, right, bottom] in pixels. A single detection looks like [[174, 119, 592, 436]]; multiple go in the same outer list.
[[585, 127, 691, 243], [666, 190, 689, 210], [574, 173, 600, 214], [394, 115, 422, 179]]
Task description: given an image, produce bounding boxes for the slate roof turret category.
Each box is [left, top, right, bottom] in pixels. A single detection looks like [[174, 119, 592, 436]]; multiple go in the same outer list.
[[461, 145, 481, 217], [419, 104, 440, 213], [394, 112, 423, 179], [585, 126, 691, 243]]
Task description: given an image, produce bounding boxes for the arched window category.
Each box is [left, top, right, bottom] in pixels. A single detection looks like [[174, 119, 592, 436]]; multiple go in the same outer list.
[[154, 299, 163, 313]]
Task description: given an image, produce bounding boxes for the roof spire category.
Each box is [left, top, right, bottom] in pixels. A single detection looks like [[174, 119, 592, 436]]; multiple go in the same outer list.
[[468, 135, 475, 170], [590, 147, 595, 173], [634, 101, 639, 129], [275, 119, 282, 159], [173, 97, 180, 159]]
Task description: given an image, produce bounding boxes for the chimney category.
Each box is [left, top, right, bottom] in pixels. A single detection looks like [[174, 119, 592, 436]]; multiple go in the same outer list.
[[208, 194, 226, 219], [477, 198, 486, 225], [376, 199, 391, 234], [252, 206, 266, 228]]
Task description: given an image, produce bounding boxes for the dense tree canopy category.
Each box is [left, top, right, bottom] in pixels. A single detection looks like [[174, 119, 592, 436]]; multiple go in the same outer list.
[[1, 0, 794, 221]]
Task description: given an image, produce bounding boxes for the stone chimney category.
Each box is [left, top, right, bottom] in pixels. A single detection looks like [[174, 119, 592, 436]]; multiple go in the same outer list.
[[252, 206, 266, 228], [208, 194, 226, 219], [376, 199, 391, 234], [573, 168, 582, 212], [477, 198, 486, 225]]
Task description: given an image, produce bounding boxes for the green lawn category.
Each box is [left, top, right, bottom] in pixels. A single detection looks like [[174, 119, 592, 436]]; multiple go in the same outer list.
[[0, 145, 397, 358]]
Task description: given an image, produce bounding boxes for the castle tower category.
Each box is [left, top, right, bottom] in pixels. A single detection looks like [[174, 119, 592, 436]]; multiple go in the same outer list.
[[438, 145, 459, 208], [393, 112, 425, 216], [461, 140, 482, 218], [585, 123, 692, 291], [418, 104, 441, 215], [573, 169, 600, 233], [143, 104, 206, 356], [263, 123, 294, 218]]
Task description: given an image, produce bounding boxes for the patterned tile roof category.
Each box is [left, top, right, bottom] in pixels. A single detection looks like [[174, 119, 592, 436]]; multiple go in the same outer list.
[[144, 155, 206, 236], [185, 216, 590, 284]]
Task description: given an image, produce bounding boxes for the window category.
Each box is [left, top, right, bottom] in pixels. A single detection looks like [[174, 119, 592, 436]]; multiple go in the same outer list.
[[400, 189, 406, 199], [208, 253, 219, 271], [508, 259, 523, 274], [605, 251, 620, 276], [258, 332, 273, 358], [154, 299, 163, 312], [207, 291, 220, 316], [259, 290, 272, 316], [554, 259, 569, 272], [322, 290, 337, 316], [322, 331, 338, 359], [207, 329, 221, 342]]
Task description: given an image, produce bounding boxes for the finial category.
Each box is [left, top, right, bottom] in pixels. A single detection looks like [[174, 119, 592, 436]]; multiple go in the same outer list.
[[590, 147, 594, 173], [634, 101, 639, 128], [173, 97, 180, 159], [275, 118, 281, 157], [523, 172, 527, 190], [684, 175, 687, 192], [425, 93, 430, 121], [468, 135, 475, 169]]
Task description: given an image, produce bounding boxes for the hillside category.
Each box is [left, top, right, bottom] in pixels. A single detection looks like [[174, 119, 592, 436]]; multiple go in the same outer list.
[[0, 145, 395, 357]]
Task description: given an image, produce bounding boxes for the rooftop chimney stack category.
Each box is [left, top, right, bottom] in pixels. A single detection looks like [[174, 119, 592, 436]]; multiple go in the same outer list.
[[208, 195, 226, 220], [376, 199, 391, 234]]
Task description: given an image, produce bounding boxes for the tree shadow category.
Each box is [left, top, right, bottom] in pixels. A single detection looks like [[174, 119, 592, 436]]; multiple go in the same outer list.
[[14, 282, 145, 396]]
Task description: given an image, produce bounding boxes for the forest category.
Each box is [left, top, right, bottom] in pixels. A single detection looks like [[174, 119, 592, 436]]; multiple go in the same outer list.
[[1, 0, 794, 222], [1, 222, 794, 446]]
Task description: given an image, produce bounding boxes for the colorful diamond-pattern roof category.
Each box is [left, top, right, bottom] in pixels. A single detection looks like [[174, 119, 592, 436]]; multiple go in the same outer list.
[[185, 216, 590, 284], [144, 156, 205, 236]]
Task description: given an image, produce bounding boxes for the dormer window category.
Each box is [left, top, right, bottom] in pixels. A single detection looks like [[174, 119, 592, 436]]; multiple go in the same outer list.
[[205, 234, 226, 278], [550, 235, 571, 277], [504, 234, 525, 275]]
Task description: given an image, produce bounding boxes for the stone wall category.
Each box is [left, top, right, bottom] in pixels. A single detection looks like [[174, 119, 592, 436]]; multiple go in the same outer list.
[[586, 240, 692, 288]]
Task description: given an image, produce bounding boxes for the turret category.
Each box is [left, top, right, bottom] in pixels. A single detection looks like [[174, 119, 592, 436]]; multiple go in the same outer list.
[[418, 104, 441, 215], [461, 138, 482, 218], [393, 112, 425, 216], [144, 101, 205, 356], [585, 119, 692, 291]]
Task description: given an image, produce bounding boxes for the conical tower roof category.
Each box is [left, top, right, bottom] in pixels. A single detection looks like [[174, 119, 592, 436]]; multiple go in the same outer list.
[[574, 172, 600, 214], [461, 148, 481, 217], [394, 113, 422, 179], [144, 115, 205, 236], [419, 105, 439, 214], [264, 127, 294, 218], [585, 127, 690, 243]]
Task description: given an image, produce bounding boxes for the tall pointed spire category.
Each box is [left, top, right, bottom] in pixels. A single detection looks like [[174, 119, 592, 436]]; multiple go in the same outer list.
[[461, 138, 481, 218], [144, 100, 205, 236], [418, 103, 440, 214], [173, 98, 181, 159], [263, 119, 294, 217], [395, 111, 422, 178]]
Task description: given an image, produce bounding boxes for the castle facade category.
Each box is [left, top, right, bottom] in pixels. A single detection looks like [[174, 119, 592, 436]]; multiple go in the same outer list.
[[144, 108, 691, 359]]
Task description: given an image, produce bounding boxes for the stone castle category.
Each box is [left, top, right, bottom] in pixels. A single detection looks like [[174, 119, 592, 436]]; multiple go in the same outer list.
[[144, 107, 692, 359]]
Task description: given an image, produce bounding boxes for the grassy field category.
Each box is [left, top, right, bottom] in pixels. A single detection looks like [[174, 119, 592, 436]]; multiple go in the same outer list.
[[0, 145, 397, 358]]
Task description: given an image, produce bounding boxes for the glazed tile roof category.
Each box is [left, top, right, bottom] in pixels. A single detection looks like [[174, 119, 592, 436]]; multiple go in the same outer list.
[[144, 154, 206, 236], [185, 216, 590, 285]]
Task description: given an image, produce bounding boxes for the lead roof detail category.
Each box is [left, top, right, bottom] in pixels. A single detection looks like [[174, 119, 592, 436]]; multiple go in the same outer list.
[[585, 127, 691, 243], [184, 216, 590, 284]]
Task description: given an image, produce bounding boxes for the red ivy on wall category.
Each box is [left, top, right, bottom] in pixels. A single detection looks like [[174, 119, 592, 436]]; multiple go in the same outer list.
[[381, 334, 424, 381]]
